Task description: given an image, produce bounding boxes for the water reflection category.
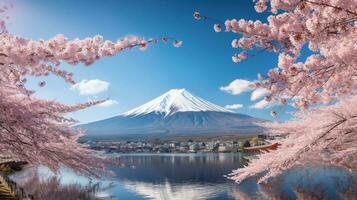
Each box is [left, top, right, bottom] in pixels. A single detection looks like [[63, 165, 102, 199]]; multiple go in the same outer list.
[[11, 153, 357, 200], [231, 165, 357, 200], [112, 153, 356, 200], [120, 180, 229, 200], [113, 153, 245, 184]]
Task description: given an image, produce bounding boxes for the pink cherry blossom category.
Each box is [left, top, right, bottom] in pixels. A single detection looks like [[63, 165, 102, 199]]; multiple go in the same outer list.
[[231, 39, 239, 48], [195, 0, 357, 184], [173, 40, 183, 48], [195, 1, 357, 109], [232, 52, 247, 63], [213, 24, 222, 32], [254, 0, 267, 13], [139, 40, 148, 50], [193, 11, 201, 20], [229, 95, 357, 184], [0, 5, 181, 176]]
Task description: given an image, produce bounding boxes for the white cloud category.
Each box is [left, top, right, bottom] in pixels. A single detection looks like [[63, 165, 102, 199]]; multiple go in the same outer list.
[[220, 79, 254, 95], [71, 79, 109, 95], [251, 88, 270, 101], [225, 104, 243, 110], [97, 99, 119, 107], [250, 99, 272, 109]]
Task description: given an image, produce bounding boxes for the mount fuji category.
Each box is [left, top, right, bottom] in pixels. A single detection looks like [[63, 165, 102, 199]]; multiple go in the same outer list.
[[79, 89, 265, 140]]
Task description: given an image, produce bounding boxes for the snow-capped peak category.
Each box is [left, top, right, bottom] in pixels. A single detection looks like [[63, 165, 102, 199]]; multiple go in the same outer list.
[[121, 88, 232, 117]]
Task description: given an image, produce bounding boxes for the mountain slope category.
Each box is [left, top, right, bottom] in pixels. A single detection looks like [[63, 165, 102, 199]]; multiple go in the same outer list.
[[79, 89, 265, 140]]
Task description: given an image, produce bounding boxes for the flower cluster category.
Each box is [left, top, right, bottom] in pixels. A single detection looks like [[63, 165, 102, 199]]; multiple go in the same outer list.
[[195, 0, 357, 184], [194, 0, 357, 109], [229, 95, 357, 184], [0, 5, 181, 176]]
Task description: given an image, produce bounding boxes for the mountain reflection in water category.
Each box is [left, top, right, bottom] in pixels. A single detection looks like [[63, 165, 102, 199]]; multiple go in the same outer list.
[[107, 153, 356, 200], [12, 153, 356, 200], [113, 153, 244, 184]]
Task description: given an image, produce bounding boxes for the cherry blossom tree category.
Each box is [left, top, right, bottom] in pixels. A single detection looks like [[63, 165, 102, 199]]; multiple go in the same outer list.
[[230, 97, 357, 183], [0, 5, 181, 176], [194, 0, 357, 183]]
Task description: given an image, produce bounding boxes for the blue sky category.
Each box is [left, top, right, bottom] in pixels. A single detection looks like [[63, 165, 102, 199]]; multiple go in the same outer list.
[[8, 0, 295, 123]]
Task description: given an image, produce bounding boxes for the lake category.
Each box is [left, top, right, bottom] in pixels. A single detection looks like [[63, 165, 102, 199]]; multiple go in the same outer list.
[[14, 153, 357, 200]]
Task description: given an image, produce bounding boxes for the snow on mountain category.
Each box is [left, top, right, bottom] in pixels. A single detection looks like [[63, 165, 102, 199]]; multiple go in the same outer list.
[[121, 88, 232, 117], [79, 89, 265, 140]]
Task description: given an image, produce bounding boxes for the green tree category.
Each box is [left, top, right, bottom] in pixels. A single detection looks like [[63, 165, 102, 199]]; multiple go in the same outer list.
[[242, 140, 251, 148]]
